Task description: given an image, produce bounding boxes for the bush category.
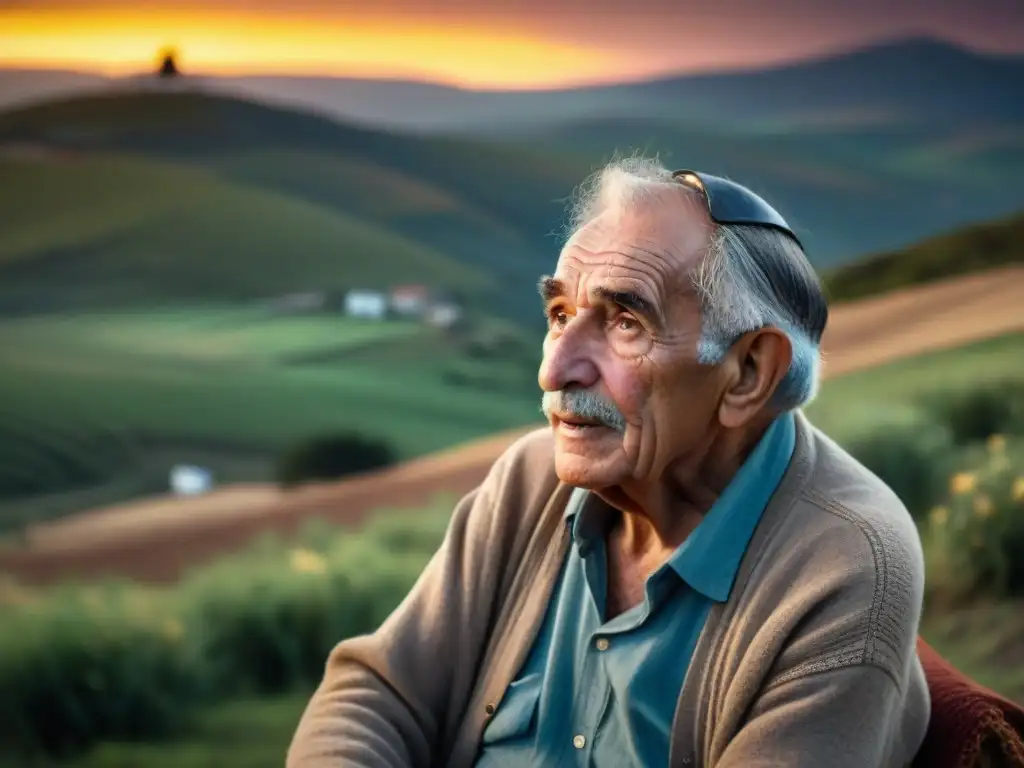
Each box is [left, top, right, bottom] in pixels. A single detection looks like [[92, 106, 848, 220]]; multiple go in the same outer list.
[[841, 416, 956, 519], [920, 379, 1024, 445], [276, 432, 395, 487], [923, 435, 1024, 604], [181, 538, 432, 697], [0, 500, 451, 761], [0, 584, 207, 760]]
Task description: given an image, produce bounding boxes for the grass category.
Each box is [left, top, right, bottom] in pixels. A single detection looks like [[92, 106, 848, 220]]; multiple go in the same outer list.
[[0, 308, 425, 365], [0, 309, 539, 452], [0, 305, 542, 530], [805, 332, 1024, 439], [57, 694, 311, 768], [0, 153, 493, 312], [922, 601, 1024, 702]]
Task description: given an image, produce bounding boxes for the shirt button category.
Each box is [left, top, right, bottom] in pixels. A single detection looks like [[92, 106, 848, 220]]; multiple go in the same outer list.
[[573, 734, 586, 749], [595, 637, 610, 651]]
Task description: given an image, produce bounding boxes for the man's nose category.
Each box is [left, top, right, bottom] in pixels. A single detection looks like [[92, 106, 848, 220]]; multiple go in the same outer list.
[[538, 325, 600, 393]]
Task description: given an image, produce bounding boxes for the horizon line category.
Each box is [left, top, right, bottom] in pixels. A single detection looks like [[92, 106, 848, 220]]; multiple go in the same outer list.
[[0, 33, 1013, 93]]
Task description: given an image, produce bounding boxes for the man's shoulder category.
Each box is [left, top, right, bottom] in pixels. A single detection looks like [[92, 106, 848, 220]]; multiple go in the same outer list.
[[798, 424, 924, 580], [477, 425, 561, 522], [755, 423, 926, 682]]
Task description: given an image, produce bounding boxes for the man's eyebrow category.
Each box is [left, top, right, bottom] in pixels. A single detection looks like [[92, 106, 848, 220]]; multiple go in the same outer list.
[[593, 286, 658, 320], [538, 277, 661, 325], [538, 275, 563, 303]]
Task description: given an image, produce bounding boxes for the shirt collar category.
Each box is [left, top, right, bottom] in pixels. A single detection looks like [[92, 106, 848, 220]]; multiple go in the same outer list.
[[564, 411, 796, 603]]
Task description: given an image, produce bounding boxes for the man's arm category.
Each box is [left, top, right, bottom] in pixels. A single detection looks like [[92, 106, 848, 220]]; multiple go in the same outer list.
[[716, 662, 930, 768], [286, 429, 558, 768]]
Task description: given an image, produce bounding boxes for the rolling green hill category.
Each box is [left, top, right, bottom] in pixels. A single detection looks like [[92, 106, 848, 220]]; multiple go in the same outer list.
[[0, 153, 494, 312], [825, 210, 1024, 301], [0, 91, 593, 320], [3, 87, 1022, 298]]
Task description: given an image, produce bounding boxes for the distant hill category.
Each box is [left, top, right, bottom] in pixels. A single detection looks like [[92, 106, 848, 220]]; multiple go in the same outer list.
[[0, 90, 592, 319], [0, 69, 112, 113], [0, 152, 495, 311], [499, 115, 1024, 265], [3, 39, 1022, 134], [825, 211, 1024, 302]]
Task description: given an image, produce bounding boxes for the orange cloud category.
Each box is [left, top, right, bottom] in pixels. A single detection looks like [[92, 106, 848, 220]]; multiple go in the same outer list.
[[0, 8, 628, 88]]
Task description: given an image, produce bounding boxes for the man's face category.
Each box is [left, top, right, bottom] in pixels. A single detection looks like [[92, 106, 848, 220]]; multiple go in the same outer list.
[[539, 190, 726, 489]]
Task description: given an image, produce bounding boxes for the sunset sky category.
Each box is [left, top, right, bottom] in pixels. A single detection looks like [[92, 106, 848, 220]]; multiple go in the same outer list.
[[2, 0, 1023, 89]]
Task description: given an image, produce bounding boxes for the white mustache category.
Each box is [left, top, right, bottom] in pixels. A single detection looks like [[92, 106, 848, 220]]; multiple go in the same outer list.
[[540, 389, 627, 433]]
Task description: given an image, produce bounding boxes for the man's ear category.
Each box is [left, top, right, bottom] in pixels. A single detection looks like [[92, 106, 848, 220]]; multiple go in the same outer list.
[[718, 328, 792, 428]]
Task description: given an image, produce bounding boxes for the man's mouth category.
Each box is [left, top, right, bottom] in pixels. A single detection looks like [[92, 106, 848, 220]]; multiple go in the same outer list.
[[557, 415, 604, 429]]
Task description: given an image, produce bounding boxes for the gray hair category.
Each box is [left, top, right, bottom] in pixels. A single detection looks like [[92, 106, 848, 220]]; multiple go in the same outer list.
[[566, 155, 828, 410]]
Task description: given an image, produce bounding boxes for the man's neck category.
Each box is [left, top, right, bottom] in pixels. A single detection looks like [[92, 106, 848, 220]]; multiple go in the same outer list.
[[599, 417, 773, 557]]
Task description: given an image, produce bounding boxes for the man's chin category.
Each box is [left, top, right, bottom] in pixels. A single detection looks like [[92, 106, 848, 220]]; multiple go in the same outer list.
[[552, 450, 625, 490]]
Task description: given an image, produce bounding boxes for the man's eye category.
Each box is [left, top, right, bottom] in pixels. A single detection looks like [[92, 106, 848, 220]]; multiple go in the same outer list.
[[554, 312, 569, 327], [616, 315, 640, 333]]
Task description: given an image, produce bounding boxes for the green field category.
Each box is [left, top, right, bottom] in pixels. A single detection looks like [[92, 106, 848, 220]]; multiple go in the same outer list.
[[59, 695, 312, 768], [0, 305, 542, 530], [806, 332, 1024, 436], [0, 307, 426, 365]]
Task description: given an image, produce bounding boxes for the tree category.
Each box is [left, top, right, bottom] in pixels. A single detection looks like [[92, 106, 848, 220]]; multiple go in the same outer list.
[[157, 48, 180, 79], [276, 432, 396, 487]]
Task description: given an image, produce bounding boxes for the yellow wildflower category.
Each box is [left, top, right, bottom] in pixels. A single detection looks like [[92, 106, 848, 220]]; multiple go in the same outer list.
[[929, 506, 949, 526], [1013, 477, 1024, 502], [986, 434, 1007, 454], [290, 548, 327, 575], [124, 591, 153, 619], [950, 472, 977, 495], [973, 495, 994, 518]]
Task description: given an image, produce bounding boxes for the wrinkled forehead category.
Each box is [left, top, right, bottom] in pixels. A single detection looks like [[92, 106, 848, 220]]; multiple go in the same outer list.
[[558, 187, 714, 284]]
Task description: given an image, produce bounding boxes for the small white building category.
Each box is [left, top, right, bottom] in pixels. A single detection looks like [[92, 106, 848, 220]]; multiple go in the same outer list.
[[344, 289, 388, 319], [170, 465, 214, 496]]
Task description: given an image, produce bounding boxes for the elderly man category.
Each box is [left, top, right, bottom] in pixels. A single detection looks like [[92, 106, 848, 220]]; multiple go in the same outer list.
[[288, 157, 930, 767]]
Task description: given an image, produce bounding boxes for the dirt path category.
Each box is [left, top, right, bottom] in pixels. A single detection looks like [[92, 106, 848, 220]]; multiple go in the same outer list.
[[2, 266, 1023, 585]]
